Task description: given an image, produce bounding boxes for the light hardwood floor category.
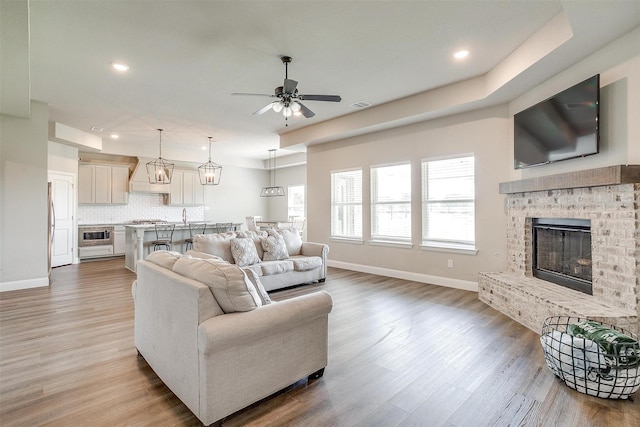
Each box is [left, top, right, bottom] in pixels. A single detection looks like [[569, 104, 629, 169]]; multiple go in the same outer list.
[[1, 259, 638, 426]]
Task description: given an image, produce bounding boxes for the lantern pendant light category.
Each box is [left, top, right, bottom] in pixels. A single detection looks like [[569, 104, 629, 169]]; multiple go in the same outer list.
[[260, 149, 285, 197], [198, 137, 222, 185], [146, 128, 174, 184]]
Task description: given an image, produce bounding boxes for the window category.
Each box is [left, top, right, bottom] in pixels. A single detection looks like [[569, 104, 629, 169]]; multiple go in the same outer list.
[[331, 169, 362, 239], [422, 155, 475, 250], [288, 185, 305, 219], [371, 163, 411, 242]]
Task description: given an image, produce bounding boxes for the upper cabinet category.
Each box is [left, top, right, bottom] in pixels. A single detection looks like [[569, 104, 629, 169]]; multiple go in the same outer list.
[[78, 164, 129, 205], [163, 170, 204, 206]]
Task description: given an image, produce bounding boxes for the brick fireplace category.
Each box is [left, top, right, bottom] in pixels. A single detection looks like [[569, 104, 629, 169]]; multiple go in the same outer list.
[[478, 165, 640, 334]]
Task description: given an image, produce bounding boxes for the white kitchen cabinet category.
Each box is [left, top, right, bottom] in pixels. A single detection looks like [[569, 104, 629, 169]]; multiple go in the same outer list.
[[113, 225, 126, 255], [163, 170, 204, 206], [78, 164, 129, 205], [110, 166, 130, 204]]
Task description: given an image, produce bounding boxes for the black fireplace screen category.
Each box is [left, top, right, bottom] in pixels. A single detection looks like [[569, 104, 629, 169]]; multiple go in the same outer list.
[[533, 218, 592, 295]]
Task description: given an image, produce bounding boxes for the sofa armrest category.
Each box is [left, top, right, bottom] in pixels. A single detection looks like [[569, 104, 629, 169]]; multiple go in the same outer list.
[[300, 242, 329, 278], [198, 291, 332, 354]]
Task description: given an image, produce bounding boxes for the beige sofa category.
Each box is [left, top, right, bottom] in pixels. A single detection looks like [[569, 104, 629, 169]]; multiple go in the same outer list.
[[132, 251, 333, 426], [192, 228, 329, 291]]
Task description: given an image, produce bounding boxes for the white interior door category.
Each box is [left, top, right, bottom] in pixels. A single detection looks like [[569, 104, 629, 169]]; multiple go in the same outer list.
[[49, 172, 75, 267]]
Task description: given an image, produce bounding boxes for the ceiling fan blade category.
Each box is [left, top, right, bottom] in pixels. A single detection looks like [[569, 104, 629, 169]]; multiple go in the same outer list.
[[232, 92, 276, 98], [283, 79, 298, 94], [297, 102, 315, 118], [253, 103, 275, 115], [299, 94, 342, 102]]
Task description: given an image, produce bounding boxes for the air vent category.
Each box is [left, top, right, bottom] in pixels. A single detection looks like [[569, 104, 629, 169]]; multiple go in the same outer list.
[[351, 101, 372, 109], [90, 126, 104, 132]]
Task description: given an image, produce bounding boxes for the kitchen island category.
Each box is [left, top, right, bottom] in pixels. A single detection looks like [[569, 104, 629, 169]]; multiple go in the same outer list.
[[124, 223, 242, 272]]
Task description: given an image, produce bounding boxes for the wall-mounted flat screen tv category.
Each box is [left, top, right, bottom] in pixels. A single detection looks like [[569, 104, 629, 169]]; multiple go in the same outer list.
[[514, 74, 599, 169]]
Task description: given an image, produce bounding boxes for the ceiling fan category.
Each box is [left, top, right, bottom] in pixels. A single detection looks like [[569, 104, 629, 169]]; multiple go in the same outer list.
[[232, 56, 341, 120]]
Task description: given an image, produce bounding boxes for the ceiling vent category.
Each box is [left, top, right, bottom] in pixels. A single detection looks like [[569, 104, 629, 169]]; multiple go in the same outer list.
[[350, 101, 372, 109]]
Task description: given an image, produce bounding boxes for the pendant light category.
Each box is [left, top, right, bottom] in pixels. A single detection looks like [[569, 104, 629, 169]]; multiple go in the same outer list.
[[146, 128, 174, 184], [260, 149, 285, 197], [198, 137, 222, 185]]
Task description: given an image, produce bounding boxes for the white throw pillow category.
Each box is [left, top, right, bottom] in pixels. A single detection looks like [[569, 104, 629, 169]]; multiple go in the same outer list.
[[192, 232, 235, 263], [172, 257, 262, 313], [277, 227, 302, 256], [230, 237, 261, 267], [260, 229, 289, 261]]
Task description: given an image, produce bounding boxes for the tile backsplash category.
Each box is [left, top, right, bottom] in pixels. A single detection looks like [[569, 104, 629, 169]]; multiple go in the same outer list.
[[78, 192, 205, 225]]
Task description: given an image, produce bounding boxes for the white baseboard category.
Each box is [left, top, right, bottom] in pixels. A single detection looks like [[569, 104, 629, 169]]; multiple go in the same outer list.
[[327, 260, 478, 292], [0, 276, 49, 292]]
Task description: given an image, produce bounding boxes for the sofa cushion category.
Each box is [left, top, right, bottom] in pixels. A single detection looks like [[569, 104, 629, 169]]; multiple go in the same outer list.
[[193, 232, 236, 263], [261, 230, 289, 261], [145, 250, 183, 270], [241, 263, 263, 278], [278, 227, 302, 256], [230, 237, 261, 267], [261, 260, 294, 276], [172, 257, 262, 313], [290, 256, 322, 272]]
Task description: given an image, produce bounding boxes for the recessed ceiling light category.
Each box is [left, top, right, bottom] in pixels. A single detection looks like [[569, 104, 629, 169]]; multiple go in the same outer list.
[[111, 62, 129, 72], [201, 146, 208, 150], [110, 134, 119, 139], [453, 50, 470, 59]]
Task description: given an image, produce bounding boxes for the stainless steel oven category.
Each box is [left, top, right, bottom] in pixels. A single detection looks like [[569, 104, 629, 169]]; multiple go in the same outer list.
[[78, 226, 114, 247]]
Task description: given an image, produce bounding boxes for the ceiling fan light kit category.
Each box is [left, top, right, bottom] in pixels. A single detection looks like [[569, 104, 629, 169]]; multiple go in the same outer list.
[[146, 128, 174, 184], [198, 137, 222, 185], [233, 55, 342, 123], [261, 149, 285, 197]]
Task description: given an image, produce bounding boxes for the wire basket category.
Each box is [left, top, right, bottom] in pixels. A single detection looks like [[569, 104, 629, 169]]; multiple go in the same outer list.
[[540, 316, 640, 399]]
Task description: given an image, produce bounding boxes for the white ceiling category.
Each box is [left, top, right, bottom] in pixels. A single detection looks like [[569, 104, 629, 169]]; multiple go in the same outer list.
[[22, 1, 640, 167]]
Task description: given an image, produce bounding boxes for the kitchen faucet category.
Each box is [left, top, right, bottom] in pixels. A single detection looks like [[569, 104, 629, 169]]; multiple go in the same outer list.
[[182, 208, 187, 225]]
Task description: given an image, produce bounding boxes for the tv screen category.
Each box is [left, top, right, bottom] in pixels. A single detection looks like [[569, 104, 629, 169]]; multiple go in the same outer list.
[[514, 74, 599, 169]]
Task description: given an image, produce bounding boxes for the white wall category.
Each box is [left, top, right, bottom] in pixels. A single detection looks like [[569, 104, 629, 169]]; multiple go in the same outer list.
[[308, 106, 511, 289], [266, 164, 306, 221], [203, 165, 270, 226], [1, 101, 50, 291], [48, 141, 78, 174]]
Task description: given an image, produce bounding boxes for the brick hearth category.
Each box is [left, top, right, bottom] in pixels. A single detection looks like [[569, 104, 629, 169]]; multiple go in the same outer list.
[[478, 165, 640, 334]]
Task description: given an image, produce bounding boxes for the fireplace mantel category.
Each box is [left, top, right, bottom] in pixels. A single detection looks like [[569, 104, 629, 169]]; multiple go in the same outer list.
[[499, 165, 640, 194]]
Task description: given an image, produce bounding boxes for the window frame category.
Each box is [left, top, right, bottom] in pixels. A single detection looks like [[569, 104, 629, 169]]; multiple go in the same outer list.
[[330, 168, 363, 241], [287, 184, 305, 220], [421, 154, 476, 253], [370, 161, 412, 244]]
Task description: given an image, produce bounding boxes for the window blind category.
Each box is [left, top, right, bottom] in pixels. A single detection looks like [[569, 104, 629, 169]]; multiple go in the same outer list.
[[331, 169, 363, 239], [422, 156, 475, 248], [371, 163, 411, 241]]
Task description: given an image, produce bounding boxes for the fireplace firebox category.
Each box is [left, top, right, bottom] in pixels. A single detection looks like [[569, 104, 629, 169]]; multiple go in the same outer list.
[[532, 218, 592, 295]]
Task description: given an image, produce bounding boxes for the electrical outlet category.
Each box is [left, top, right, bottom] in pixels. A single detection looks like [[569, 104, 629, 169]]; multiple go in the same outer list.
[[447, 259, 454, 268]]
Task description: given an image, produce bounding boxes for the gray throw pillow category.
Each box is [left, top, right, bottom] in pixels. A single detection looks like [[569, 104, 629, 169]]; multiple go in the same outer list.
[[230, 237, 261, 267]]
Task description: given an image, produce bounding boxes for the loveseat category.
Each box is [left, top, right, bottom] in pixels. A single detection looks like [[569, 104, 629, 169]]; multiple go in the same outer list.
[[132, 250, 333, 426], [191, 227, 329, 291]]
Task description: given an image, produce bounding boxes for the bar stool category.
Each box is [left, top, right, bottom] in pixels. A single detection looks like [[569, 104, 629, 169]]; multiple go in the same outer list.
[[151, 224, 175, 251], [185, 223, 206, 251], [215, 223, 234, 233]]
